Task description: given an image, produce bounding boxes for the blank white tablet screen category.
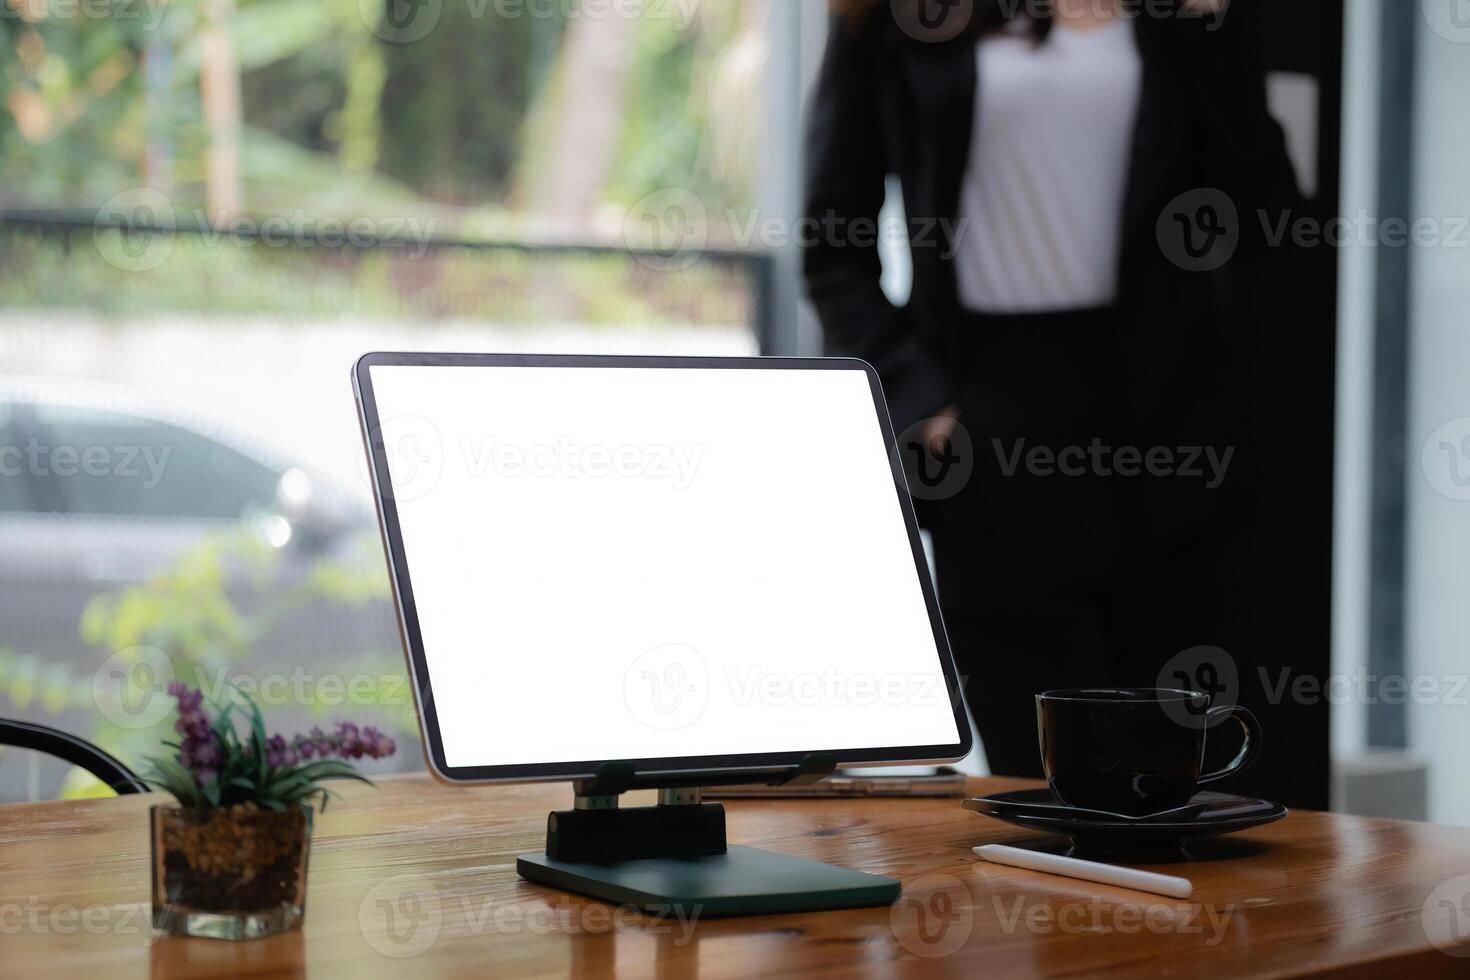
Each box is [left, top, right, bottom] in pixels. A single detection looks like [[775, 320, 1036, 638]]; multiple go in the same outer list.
[[369, 364, 961, 769]]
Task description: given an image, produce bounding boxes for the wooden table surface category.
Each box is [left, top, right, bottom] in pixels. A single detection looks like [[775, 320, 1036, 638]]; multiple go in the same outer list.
[[5, 774, 1470, 978]]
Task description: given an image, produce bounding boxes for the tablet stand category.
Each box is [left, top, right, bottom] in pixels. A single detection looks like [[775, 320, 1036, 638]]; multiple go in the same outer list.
[[516, 754, 903, 917]]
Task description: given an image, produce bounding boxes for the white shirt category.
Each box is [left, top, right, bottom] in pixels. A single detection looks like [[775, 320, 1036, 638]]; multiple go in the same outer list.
[[953, 20, 1143, 314]]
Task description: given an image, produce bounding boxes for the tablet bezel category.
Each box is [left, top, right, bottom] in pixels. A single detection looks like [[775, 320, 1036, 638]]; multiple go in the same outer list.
[[353, 351, 973, 783]]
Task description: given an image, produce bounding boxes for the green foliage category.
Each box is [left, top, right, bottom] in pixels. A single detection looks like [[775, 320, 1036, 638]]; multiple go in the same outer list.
[[0, 528, 414, 789], [79, 532, 265, 665], [374, 0, 557, 203], [0, 221, 753, 325], [0, 1, 168, 201], [1, 1, 761, 339], [1, 0, 758, 219], [143, 685, 373, 814], [0, 648, 87, 716]]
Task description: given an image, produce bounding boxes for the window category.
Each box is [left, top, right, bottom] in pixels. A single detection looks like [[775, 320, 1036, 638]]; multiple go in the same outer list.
[[0, 403, 36, 512], [25, 404, 281, 521]]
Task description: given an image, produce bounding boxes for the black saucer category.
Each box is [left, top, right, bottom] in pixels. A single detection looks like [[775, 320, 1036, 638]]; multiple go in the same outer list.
[[963, 789, 1287, 856]]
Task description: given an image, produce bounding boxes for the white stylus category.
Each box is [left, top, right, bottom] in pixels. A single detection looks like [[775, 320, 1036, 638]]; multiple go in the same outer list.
[[972, 844, 1194, 899]]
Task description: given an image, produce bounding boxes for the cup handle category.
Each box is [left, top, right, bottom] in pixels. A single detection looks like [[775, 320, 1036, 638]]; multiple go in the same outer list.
[[1197, 704, 1262, 785]]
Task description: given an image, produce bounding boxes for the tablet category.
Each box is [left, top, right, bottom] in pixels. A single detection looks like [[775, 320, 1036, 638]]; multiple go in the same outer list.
[[353, 352, 971, 783]]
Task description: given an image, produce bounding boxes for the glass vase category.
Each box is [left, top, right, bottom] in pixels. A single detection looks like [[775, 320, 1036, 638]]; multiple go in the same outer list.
[[151, 803, 310, 940]]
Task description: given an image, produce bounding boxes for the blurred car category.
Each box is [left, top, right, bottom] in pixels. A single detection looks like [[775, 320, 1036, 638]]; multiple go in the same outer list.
[[0, 377, 396, 677]]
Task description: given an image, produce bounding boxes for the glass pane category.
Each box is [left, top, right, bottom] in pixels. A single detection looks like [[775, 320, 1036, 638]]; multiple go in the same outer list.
[[0, 1, 771, 799], [0, 403, 36, 512], [30, 404, 281, 520]]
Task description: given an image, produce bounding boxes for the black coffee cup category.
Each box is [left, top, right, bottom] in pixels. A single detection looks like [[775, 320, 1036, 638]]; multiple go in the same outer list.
[[1036, 688, 1261, 816]]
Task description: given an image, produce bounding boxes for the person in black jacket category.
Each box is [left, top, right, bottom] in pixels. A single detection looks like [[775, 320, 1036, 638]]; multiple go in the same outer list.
[[803, 0, 1300, 776]]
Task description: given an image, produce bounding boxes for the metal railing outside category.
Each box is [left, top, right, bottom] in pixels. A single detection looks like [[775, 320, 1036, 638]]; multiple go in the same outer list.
[[0, 209, 776, 352]]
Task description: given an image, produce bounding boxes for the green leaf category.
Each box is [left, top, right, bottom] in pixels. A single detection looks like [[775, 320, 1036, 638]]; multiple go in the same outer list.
[[265, 772, 314, 797], [243, 688, 270, 784], [142, 755, 204, 808]]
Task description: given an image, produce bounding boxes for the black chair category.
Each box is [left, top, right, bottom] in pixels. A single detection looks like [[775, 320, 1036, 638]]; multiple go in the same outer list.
[[0, 718, 150, 795]]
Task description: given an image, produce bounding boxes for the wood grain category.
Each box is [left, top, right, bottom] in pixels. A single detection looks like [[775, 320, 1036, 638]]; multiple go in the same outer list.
[[2, 774, 1469, 978]]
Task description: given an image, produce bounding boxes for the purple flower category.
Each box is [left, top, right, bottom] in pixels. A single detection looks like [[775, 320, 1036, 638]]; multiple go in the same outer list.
[[156, 685, 399, 810], [259, 732, 305, 769], [166, 684, 220, 789], [335, 722, 363, 759], [362, 726, 397, 760], [283, 721, 396, 763]]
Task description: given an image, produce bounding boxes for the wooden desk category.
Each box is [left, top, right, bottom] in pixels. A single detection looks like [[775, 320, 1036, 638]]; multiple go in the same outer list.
[[4, 774, 1470, 978]]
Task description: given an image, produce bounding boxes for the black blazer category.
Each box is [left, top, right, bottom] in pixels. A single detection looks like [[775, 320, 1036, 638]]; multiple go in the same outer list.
[[802, 4, 1301, 541]]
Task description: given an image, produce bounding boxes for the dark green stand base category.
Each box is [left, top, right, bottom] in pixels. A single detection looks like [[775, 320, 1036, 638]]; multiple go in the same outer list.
[[517, 844, 901, 917]]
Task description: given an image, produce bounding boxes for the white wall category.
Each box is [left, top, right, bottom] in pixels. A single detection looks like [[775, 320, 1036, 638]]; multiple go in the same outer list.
[[1404, 6, 1470, 825], [1329, 0, 1381, 763]]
